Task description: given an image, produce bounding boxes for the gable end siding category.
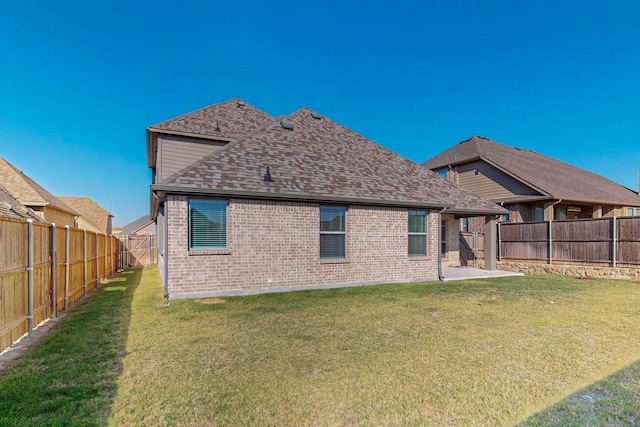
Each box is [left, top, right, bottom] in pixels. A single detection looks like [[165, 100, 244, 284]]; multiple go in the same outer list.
[[158, 135, 228, 182], [457, 160, 541, 199]]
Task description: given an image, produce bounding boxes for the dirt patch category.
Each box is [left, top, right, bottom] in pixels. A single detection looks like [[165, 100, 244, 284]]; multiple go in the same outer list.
[[194, 298, 226, 305]]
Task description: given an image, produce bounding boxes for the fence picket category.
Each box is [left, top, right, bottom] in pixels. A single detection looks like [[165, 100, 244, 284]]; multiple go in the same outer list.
[[0, 217, 118, 353], [498, 217, 640, 266]]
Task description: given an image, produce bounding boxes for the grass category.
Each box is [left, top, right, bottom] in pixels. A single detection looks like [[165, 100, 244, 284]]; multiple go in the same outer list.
[[1, 267, 639, 426], [0, 268, 140, 426]]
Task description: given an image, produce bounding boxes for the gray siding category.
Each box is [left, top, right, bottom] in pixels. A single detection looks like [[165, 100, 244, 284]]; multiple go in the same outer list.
[[158, 135, 227, 182], [457, 160, 541, 199]]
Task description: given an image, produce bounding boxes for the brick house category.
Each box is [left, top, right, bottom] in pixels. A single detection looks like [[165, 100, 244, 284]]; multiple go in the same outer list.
[[0, 182, 44, 222], [147, 100, 507, 299], [423, 136, 640, 232], [121, 215, 154, 236], [0, 157, 78, 227], [58, 196, 114, 235]]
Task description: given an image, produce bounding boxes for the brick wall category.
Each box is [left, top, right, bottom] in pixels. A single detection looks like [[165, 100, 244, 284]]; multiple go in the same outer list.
[[441, 214, 459, 267], [165, 196, 439, 298], [44, 206, 76, 228]]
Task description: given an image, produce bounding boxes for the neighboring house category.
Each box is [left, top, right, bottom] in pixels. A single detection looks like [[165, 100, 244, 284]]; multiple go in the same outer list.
[[0, 157, 78, 227], [119, 215, 156, 268], [121, 215, 154, 236], [0, 182, 45, 222], [422, 136, 640, 231], [148, 99, 507, 299], [58, 196, 114, 235]]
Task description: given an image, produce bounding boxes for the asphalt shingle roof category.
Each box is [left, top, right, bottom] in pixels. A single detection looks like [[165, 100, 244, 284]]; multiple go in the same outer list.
[[148, 98, 274, 139], [422, 136, 640, 206], [0, 182, 44, 222], [58, 196, 112, 234], [0, 157, 78, 215], [158, 108, 506, 215], [121, 215, 152, 235]]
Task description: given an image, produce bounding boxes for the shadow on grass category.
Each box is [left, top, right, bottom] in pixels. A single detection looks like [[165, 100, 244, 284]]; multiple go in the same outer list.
[[518, 358, 640, 426], [0, 268, 142, 427]]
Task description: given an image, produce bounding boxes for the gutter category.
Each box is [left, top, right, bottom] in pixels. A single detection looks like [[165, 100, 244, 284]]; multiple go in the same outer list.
[[150, 184, 453, 210]]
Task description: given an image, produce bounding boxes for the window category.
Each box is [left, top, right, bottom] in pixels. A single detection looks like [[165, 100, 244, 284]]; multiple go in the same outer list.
[[534, 205, 544, 221], [500, 214, 510, 222], [320, 206, 346, 258], [555, 207, 568, 221], [435, 168, 448, 179], [408, 210, 427, 256], [441, 219, 447, 258], [627, 207, 640, 217], [461, 217, 469, 232], [189, 199, 227, 249]]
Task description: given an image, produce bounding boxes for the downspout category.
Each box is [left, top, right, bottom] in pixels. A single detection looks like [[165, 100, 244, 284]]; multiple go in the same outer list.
[[153, 192, 169, 298], [437, 207, 448, 281], [550, 199, 563, 219]]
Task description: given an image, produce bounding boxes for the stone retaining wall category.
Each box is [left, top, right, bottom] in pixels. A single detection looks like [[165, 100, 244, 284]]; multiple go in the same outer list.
[[497, 261, 640, 279]]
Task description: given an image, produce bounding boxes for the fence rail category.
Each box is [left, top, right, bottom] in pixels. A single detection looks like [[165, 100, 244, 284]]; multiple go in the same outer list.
[[460, 232, 485, 266], [0, 217, 119, 353], [117, 234, 156, 270], [498, 217, 640, 266]]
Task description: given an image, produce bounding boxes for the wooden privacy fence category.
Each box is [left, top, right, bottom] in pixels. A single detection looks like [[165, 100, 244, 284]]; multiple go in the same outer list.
[[498, 217, 640, 266], [0, 217, 119, 352], [460, 232, 485, 267]]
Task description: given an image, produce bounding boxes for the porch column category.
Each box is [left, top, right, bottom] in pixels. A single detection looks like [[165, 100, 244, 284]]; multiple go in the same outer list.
[[593, 205, 602, 218], [484, 216, 497, 270], [543, 201, 555, 221]]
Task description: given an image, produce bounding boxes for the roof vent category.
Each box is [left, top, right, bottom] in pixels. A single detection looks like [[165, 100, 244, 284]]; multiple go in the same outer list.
[[214, 121, 221, 132], [263, 166, 273, 182], [237, 100, 245, 107], [280, 121, 294, 130], [310, 112, 322, 120]]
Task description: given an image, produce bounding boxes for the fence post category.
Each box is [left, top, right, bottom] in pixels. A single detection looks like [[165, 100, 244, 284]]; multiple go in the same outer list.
[[104, 234, 107, 279], [612, 216, 617, 267], [51, 224, 57, 319], [548, 220, 553, 265], [95, 232, 99, 286], [64, 226, 70, 310], [83, 229, 87, 295], [27, 219, 34, 334], [473, 232, 478, 268], [497, 222, 502, 262]]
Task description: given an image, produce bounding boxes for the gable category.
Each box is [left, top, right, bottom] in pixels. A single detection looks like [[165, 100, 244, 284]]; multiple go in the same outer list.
[[424, 136, 640, 207], [158, 108, 507, 215], [457, 160, 542, 199], [157, 134, 228, 183]]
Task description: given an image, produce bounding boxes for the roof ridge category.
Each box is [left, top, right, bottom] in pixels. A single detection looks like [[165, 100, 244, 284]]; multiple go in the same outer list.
[[149, 97, 239, 128], [162, 114, 287, 185]]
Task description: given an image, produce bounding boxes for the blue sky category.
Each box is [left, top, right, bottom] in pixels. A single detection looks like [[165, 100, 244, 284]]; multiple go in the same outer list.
[[1, 1, 639, 226]]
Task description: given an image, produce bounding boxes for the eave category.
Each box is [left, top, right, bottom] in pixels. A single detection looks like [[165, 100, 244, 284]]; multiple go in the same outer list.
[[150, 184, 453, 211]]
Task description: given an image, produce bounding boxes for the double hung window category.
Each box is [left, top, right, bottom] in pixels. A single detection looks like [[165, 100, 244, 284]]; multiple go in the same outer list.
[[320, 206, 346, 258], [408, 210, 427, 256]]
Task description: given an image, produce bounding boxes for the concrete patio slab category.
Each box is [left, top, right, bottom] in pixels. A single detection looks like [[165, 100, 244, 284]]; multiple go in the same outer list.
[[442, 266, 524, 281]]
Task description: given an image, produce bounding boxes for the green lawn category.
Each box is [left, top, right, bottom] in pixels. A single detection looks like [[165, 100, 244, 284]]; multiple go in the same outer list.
[[1, 267, 639, 426]]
